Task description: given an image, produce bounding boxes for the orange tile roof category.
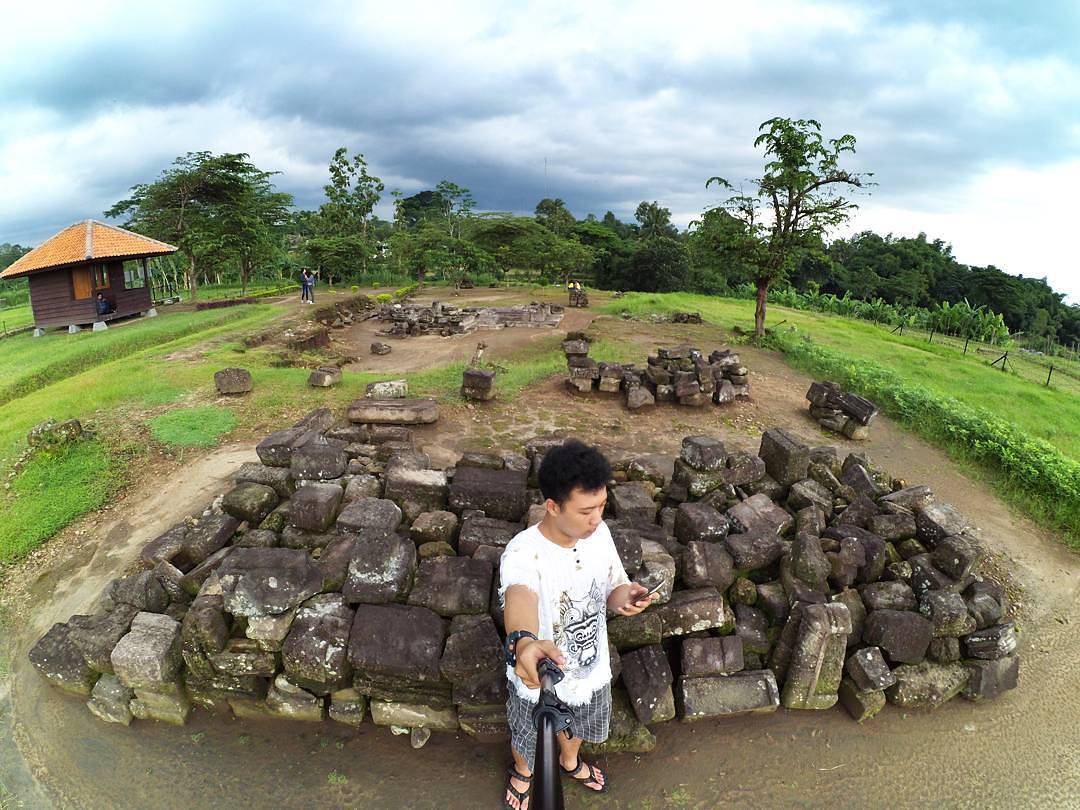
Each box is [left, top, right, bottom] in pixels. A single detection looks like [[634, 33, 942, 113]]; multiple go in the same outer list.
[[0, 220, 177, 279]]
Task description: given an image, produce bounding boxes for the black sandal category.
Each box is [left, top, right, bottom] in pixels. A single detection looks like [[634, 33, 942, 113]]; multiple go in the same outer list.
[[505, 766, 532, 810], [560, 758, 609, 793]]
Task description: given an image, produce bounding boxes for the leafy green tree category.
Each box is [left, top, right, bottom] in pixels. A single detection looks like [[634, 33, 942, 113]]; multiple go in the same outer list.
[[307, 148, 384, 278], [435, 180, 475, 239], [399, 190, 446, 230], [706, 117, 869, 335], [534, 198, 576, 236], [209, 169, 293, 294], [634, 201, 677, 239], [107, 152, 270, 300]]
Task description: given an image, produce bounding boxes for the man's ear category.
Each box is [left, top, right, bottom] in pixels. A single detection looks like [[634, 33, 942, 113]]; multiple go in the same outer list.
[[544, 498, 560, 516]]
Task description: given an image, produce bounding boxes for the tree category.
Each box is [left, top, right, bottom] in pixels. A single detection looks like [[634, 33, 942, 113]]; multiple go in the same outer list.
[[107, 152, 268, 300], [534, 198, 576, 236], [705, 117, 869, 335], [434, 180, 475, 239], [210, 168, 293, 295], [634, 201, 677, 239], [308, 148, 384, 277]]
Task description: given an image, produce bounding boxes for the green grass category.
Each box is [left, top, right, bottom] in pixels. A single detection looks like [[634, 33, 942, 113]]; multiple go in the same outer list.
[[601, 292, 1080, 461], [0, 440, 116, 563], [149, 406, 237, 448], [0, 305, 277, 408], [0, 304, 33, 333]]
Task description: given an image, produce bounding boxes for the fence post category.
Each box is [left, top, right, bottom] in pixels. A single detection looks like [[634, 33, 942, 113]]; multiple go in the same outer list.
[[928, 328, 935, 344], [963, 336, 970, 355], [1046, 365, 1054, 386]]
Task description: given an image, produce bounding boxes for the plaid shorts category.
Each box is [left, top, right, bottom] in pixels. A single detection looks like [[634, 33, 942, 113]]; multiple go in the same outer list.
[[506, 682, 611, 769]]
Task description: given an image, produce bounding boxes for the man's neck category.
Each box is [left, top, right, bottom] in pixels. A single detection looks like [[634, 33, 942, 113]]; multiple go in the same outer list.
[[537, 515, 578, 548]]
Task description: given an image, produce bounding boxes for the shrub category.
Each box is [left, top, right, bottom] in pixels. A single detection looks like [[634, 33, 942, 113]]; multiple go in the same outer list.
[[375, 293, 393, 304]]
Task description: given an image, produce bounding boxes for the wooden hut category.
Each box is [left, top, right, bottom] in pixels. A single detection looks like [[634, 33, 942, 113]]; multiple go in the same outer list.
[[0, 220, 176, 334]]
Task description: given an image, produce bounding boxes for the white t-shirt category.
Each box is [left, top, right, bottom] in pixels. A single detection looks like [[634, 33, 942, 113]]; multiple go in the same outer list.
[[499, 520, 630, 706]]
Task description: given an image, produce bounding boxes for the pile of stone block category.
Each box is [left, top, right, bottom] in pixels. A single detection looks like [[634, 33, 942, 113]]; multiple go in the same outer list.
[[563, 338, 751, 411], [806, 381, 879, 441], [313, 294, 377, 330], [30, 418, 1018, 751], [377, 302, 563, 338], [569, 289, 589, 308]]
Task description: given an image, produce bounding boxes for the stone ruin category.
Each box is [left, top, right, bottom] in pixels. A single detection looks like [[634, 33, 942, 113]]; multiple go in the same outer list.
[[313, 295, 378, 331], [377, 301, 564, 339], [806, 381, 879, 441], [568, 288, 589, 308], [460, 343, 496, 402], [30, 412, 1019, 748], [563, 333, 751, 411]]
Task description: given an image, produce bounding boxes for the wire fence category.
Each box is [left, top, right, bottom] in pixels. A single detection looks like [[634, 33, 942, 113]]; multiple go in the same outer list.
[[884, 321, 1080, 394]]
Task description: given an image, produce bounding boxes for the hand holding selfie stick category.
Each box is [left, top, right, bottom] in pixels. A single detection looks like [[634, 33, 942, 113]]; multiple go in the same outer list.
[[531, 657, 574, 810]]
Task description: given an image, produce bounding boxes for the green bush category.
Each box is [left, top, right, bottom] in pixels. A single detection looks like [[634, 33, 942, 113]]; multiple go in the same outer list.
[[393, 283, 419, 300], [764, 327, 1080, 547], [375, 293, 393, 304], [149, 406, 237, 448]]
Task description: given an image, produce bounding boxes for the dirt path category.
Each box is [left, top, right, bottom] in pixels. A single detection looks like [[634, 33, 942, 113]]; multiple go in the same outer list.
[[2, 312, 1078, 808]]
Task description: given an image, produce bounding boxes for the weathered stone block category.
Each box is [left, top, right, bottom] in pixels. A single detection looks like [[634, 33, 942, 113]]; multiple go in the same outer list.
[[348, 604, 446, 682], [29, 622, 101, 696], [410, 510, 460, 547], [734, 604, 770, 656], [964, 580, 1006, 630], [458, 515, 519, 557], [86, 674, 134, 725], [915, 503, 969, 548], [758, 428, 809, 487], [281, 594, 355, 695], [961, 622, 1017, 660], [336, 496, 403, 536], [347, 398, 439, 425], [724, 528, 784, 571], [266, 673, 326, 721], [931, 534, 985, 581], [656, 588, 731, 637], [675, 502, 730, 544], [342, 531, 417, 604], [680, 541, 735, 591], [621, 645, 675, 724], [845, 647, 896, 692], [329, 687, 369, 727], [449, 465, 529, 522], [408, 556, 493, 616], [111, 612, 182, 689], [289, 483, 343, 532], [383, 462, 449, 519], [790, 532, 830, 589], [607, 613, 663, 652], [837, 677, 885, 723], [885, 660, 968, 709], [218, 547, 324, 617], [962, 655, 1019, 701], [869, 513, 917, 542], [681, 636, 744, 677], [291, 442, 348, 481], [679, 670, 780, 720], [864, 609, 933, 664], [780, 602, 851, 710], [727, 493, 793, 536], [787, 479, 834, 517], [610, 483, 657, 525], [370, 701, 458, 730], [680, 436, 727, 472], [67, 606, 140, 675], [860, 581, 918, 612], [582, 689, 655, 753], [920, 590, 976, 638], [235, 462, 296, 499], [439, 615, 503, 683], [215, 367, 252, 395]]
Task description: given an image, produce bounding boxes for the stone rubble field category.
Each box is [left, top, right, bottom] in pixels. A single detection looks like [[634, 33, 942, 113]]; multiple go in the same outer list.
[[28, 393, 1018, 751]]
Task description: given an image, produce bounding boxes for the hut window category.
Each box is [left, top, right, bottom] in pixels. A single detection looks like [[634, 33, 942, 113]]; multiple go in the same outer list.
[[123, 259, 146, 289], [93, 265, 110, 289]]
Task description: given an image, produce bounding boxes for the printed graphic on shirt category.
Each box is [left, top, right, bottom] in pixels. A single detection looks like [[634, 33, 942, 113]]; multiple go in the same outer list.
[[553, 580, 604, 680]]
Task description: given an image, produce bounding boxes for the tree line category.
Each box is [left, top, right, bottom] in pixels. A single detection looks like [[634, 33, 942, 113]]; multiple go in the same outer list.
[[0, 117, 1076, 347]]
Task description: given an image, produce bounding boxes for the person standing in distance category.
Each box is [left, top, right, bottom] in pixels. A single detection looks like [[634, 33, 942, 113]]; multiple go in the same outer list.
[[500, 439, 658, 809]]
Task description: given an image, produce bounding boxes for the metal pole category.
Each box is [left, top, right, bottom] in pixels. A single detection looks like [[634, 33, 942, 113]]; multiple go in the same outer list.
[[963, 337, 970, 355], [1047, 365, 1054, 386], [928, 328, 935, 344], [532, 711, 564, 810]]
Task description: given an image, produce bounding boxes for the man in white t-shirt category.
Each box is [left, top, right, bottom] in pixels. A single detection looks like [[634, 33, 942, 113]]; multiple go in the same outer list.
[[500, 439, 657, 809]]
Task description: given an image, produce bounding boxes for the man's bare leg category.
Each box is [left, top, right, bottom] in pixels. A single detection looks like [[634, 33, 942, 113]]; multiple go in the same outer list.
[[556, 735, 606, 791], [506, 747, 532, 810]]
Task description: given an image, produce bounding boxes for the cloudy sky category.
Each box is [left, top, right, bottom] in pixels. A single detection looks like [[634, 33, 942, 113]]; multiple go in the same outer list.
[[2, 0, 1078, 300]]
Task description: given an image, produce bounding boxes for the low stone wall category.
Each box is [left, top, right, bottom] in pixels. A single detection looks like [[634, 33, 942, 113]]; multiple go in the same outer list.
[[29, 412, 1018, 751], [378, 302, 563, 338], [564, 335, 751, 411]]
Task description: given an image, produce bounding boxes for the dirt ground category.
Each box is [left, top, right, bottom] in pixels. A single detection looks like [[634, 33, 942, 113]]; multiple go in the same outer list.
[[1, 298, 1078, 809]]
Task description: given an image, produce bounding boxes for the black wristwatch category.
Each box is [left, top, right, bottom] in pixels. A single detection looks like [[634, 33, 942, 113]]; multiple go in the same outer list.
[[504, 630, 538, 667]]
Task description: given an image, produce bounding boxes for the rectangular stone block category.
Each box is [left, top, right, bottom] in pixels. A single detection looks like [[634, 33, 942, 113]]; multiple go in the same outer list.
[[620, 645, 675, 724], [449, 465, 529, 522], [758, 428, 809, 487], [679, 670, 780, 720], [681, 636, 744, 677]]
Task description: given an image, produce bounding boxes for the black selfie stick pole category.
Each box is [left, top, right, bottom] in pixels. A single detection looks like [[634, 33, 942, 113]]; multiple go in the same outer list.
[[531, 658, 574, 810]]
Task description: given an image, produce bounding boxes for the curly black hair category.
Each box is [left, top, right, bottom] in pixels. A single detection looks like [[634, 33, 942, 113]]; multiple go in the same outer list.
[[537, 439, 611, 506]]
